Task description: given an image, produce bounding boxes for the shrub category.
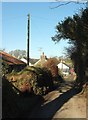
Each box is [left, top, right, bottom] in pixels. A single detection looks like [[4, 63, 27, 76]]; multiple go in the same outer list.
[[7, 66, 54, 95], [43, 58, 64, 86], [2, 76, 43, 118], [43, 58, 58, 77], [0, 59, 9, 76]]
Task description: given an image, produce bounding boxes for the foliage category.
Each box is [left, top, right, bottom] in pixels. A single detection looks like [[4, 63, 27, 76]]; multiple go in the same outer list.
[[7, 66, 54, 95], [0, 59, 9, 76], [2, 76, 43, 118], [0, 48, 6, 52], [42, 58, 64, 86], [9, 49, 26, 59], [43, 58, 58, 77], [52, 7, 88, 85], [64, 58, 73, 65]]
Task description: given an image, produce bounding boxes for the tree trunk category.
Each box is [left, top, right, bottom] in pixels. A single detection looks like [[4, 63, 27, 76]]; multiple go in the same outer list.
[[76, 44, 85, 86]]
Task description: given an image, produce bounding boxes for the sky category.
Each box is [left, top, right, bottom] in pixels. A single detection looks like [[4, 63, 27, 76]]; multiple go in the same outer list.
[[2, 2, 85, 58]]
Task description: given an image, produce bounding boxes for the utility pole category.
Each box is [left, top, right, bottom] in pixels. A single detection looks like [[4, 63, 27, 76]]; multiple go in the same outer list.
[[27, 14, 30, 66]]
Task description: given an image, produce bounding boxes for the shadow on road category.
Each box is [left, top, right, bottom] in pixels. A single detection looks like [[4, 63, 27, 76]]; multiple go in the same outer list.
[[30, 87, 82, 119]]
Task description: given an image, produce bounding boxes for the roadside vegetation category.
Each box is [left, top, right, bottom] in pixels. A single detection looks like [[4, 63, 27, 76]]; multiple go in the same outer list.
[[2, 63, 64, 118], [6, 66, 54, 95], [2, 5, 88, 119], [52, 7, 88, 88]]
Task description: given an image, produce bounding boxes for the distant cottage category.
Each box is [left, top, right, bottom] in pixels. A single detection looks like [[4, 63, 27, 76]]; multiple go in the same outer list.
[[20, 57, 39, 66], [57, 60, 70, 75], [21, 57, 32, 66], [34, 52, 47, 67]]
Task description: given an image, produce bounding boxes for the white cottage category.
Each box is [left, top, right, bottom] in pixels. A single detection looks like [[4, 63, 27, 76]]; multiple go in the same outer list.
[[21, 58, 32, 66], [57, 60, 70, 75], [34, 52, 47, 67]]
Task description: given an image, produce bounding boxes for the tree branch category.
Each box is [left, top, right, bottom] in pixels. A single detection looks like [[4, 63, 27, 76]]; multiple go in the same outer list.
[[50, 1, 73, 9], [50, 0, 87, 9]]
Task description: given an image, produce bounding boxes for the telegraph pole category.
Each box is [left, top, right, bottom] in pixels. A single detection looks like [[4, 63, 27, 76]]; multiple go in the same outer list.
[[27, 14, 30, 66]]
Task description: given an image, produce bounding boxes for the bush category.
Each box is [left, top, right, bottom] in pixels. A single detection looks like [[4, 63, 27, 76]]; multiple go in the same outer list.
[[2, 76, 43, 118], [43, 58, 58, 77], [0, 59, 9, 76], [7, 66, 54, 95], [42, 59, 65, 88]]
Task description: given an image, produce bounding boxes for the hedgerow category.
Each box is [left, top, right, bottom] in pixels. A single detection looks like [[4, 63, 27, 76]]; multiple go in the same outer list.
[[7, 66, 54, 95]]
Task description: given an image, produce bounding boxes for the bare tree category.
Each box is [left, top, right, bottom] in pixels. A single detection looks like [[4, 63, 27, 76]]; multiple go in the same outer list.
[[50, 0, 88, 9]]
